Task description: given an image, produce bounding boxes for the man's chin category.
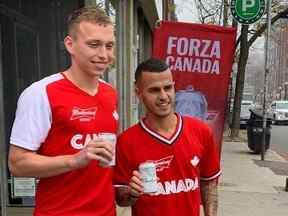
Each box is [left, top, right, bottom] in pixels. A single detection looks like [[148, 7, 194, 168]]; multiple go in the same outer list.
[[155, 111, 173, 118], [87, 71, 105, 78]]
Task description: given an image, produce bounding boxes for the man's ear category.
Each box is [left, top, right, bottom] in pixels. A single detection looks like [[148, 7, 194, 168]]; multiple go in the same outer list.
[[134, 83, 142, 101], [135, 86, 140, 97], [64, 35, 73, 55]]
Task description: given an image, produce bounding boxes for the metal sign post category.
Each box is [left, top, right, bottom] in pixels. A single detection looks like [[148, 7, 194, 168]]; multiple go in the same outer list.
[[261, 0, 272, 161], [231, 0, 265, 24]]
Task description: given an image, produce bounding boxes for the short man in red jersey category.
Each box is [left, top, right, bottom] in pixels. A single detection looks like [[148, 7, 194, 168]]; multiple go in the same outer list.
[[9, 6, 118, 216], [114, 58, 221, 216]]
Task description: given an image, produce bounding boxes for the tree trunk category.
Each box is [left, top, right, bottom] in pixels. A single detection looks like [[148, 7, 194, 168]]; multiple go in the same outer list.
[[230, 25, 249, 139], [223, 0, 229, 26]]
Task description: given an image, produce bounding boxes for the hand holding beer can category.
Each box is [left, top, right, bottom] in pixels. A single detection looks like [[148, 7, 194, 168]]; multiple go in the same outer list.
[[139, 161, 158, 193]]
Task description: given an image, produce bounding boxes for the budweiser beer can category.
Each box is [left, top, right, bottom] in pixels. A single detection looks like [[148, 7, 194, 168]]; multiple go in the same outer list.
[[139, 161, 158, 193]]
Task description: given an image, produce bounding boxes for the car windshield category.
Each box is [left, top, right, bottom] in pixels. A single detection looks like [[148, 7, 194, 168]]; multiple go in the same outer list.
[[276, 103, 288, 109], [241, 102, 252, 116], [241, 105, 251, 113]]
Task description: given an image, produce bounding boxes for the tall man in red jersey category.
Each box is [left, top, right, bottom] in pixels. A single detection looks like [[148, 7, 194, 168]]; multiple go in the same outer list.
[[9, 6, 118, 216], [114, 58, 221, 216]]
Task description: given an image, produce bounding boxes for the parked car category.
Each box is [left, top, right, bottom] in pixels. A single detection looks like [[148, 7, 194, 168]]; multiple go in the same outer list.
[[269, 100, 288, 125], [240, 100, 253, 128]]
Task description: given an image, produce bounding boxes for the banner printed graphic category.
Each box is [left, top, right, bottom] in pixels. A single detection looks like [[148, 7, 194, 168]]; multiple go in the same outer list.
[[153, 21, 236, 149]]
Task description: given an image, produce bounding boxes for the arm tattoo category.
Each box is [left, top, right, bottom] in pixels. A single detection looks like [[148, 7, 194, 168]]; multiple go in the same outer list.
[[115, 186, 137, 207], [200, 179, 218, 216]]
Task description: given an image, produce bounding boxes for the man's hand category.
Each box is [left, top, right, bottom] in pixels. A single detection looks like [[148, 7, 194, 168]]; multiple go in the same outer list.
[[129, 170, 144, 198], [70, 138, 114, 169], [115, 170, 144, 206]]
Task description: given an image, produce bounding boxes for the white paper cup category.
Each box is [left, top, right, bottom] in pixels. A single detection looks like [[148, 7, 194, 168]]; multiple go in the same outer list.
[[98, 133, 116, 167]]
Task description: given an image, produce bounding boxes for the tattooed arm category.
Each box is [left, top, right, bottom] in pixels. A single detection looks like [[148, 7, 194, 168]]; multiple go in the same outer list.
[[200, 179, 218, 216]]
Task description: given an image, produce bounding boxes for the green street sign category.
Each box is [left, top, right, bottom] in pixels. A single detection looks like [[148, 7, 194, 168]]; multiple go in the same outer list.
[[231, 0, 265, 24]]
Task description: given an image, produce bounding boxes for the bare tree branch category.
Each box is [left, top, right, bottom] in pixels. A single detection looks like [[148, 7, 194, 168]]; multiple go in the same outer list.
[[248, 7, 288, 48], [193, 0, 223, 24]]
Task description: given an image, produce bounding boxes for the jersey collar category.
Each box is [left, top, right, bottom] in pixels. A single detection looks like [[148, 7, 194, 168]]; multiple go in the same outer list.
[[139, 113, 183, 145]]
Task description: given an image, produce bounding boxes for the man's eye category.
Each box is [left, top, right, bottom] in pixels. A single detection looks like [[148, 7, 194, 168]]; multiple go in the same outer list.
[[88, 43, 100, 48], [164, 85, 173, 91], [149, 88, 160, 93], [106, 43, 114, 50]]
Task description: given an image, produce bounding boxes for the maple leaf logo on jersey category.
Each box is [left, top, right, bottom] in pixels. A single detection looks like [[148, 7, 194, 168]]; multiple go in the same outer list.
[[154, 155, 174, 172], [190, 156, 200, 167], [70, 107, 97, 122]]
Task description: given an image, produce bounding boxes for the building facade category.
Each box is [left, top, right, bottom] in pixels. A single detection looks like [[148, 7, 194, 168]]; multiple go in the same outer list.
[[269, 16, 288, 101], [0, 0, 176, 214]]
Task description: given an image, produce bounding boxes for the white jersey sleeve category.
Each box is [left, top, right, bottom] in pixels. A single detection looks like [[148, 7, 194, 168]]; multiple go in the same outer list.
[[10, 74, 61, 151]]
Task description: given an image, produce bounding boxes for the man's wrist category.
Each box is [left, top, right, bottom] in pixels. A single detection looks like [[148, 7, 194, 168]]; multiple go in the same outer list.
[[129, 192, 139, 203], [66, 155, 80, 170], [130, 193, 138, 199]]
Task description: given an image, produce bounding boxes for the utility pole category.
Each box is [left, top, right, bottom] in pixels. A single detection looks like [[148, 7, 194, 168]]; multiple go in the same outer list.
[[261, 0, 272, 161]]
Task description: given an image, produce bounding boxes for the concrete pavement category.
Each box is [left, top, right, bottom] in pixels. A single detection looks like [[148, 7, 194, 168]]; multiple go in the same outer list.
[[6, 139, 288, 216], [218, 141, 288, 216]]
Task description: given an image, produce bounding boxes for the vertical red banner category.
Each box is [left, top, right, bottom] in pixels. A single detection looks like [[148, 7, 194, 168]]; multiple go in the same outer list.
[[153, 21, 236, 150]]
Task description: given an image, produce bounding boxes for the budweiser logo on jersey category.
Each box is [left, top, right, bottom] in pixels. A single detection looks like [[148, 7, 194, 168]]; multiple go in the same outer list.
[[70, 107, 97, 122], [155, 177, 199, 195], [154, 155, 174, 172]]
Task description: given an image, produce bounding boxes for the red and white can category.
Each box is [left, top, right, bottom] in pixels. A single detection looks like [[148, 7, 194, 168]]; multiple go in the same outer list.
[[139, 161, 158, 193]]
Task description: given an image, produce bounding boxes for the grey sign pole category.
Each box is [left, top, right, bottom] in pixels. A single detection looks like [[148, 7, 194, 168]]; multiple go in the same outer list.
[[261, 0, 272, 161]]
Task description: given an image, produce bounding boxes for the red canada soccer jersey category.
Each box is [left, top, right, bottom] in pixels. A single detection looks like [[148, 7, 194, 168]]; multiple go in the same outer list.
[[10, 73, 118, 216], [114, 113, 221, 216]]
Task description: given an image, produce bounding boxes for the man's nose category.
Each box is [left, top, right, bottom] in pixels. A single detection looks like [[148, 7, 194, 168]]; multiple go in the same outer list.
[[97, 46, 108, 59], [159, 89, 169, 99]]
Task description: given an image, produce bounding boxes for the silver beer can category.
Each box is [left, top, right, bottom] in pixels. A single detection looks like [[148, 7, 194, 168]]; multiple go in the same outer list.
[[139, 161, 158, 193]]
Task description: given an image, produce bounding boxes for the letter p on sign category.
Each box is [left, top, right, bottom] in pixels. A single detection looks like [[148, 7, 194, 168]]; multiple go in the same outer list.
[[243, 0, 255, 12]]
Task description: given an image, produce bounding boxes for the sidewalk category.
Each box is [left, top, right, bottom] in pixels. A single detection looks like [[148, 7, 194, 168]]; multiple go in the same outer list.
[[218, 141, 288, 216], [6, 140, 288, 216]]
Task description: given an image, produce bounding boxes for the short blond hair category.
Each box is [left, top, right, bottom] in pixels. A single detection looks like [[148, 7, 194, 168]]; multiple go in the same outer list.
[[67, 6, 113, 37]]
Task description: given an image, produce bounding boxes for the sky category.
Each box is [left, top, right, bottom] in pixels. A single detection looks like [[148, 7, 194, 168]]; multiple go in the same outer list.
[[174, 0, 199, 23]]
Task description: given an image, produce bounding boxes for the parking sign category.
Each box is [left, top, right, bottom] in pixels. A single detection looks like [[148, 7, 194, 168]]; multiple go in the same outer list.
[[231, 0, 265, 24]]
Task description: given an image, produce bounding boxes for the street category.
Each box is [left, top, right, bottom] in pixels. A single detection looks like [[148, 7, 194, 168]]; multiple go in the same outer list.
[[271, 125, 288, 160]]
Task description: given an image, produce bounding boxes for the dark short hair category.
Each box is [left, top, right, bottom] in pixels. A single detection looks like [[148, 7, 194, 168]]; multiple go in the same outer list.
[[67, 6, 113, 38], [135, 58, 169, 83]]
